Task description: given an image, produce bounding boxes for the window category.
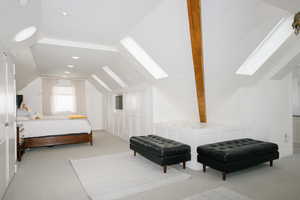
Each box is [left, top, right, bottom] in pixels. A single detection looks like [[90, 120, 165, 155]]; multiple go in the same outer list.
[[52, 86, 76, 114], [120, 37, 168, 79], [103, 66, 127, 88], [91, 74, 112, 92], [236, 16, 294, 76]]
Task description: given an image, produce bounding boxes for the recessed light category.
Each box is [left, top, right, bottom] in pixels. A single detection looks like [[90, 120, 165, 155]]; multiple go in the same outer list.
[[14, 26, 37, 42], [67, 65, 74, 68], [72, 56, 80, 60], [62, 75, 67, 78], [64, 71, 71, 74], [19, 0, 29, 6], [61, 11, 68, 16]]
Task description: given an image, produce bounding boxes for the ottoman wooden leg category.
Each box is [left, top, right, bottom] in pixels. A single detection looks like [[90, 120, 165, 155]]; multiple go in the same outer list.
[[134, 151, 136, 156], [163, 166, 167, 173], [270, 160, 273, 167], [203, 165, 206, 172], [183, 161, 186, 169], [222, 172, 226, 181]]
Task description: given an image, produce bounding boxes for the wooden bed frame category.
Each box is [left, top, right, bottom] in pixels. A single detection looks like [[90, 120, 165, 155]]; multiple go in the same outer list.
[[18, 131, 93, 161]]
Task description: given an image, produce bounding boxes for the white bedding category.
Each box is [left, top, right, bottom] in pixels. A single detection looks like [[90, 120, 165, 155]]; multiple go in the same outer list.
[[19, 117, 92, 138]]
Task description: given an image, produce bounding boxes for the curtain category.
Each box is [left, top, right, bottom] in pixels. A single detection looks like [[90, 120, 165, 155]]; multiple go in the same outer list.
[[42, 78, 57, 115], [72, 80, 87, 115], [42, 78, 87, 115]]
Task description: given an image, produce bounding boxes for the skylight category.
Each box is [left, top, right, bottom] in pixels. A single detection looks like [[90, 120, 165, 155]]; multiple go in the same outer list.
[[102, 66, 127, 88], [120, 37, 168, 79], [236, 16, 294, 76], [91, 74, 112, 92]]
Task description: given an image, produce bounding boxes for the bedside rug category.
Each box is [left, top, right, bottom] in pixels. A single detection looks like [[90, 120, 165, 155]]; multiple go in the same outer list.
[[70, 152, 191, 200], [185, 187, 253, 200]]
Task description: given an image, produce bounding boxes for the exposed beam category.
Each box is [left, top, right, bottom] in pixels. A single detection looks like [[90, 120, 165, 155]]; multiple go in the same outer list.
[[187, 0, 207, 123]]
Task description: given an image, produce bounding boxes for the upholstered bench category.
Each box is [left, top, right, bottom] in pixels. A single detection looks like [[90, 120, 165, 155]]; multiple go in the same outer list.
[[197, 138, 279, 180], [130, 135, 191, 173]]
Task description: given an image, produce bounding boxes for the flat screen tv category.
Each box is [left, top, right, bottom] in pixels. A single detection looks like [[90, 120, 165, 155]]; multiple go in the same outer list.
[[115, 95, 123, 110], [16, 95, 23, 109]]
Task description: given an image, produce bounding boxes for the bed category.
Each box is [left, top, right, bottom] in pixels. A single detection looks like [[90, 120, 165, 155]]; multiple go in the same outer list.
[[18, 116, 93, 150]]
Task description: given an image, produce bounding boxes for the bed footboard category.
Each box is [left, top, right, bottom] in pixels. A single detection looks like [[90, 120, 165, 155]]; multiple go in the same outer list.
[[24, 132, 93, 148]]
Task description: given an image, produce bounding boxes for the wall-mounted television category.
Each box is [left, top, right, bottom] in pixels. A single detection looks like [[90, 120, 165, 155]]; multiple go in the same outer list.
[[16, 95, 23, 109], [115, 95, 123, 110]]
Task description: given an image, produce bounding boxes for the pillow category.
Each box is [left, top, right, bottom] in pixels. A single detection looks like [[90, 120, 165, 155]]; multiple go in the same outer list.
[[31, 112, 43, 120], [68, 115, 87, 119]]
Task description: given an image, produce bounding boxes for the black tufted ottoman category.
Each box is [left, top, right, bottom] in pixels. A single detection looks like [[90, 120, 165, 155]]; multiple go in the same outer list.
[[197, 138, 279, 180], [130, 135, 191, 173]]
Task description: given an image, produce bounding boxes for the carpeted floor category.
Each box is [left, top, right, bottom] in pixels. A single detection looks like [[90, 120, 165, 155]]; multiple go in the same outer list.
[[184, 187, 253, 200], [3, 131, 300, 200]]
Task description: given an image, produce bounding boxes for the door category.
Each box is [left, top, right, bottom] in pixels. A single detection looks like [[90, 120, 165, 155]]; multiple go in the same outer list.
[[0, 53, 8, 198], [0, 52, 16, 199], [5, 56, 16, 181]]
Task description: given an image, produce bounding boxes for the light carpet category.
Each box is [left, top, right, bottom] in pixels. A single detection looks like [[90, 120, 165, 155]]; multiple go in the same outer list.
[[70, 152, 191, 200], [185, 187, 253, 200]]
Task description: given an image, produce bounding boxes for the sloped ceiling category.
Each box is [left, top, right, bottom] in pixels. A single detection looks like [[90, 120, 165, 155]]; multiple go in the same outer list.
[[40, 0, 163, 45], [13, 47, 39, 90], [263, 0, 300, 13], [0, 0, 41, 90], [3, 0, 299, 92], [1, 0, 163, 91]]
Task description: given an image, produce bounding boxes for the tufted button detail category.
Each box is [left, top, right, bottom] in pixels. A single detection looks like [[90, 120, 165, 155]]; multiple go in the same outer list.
[[130, 135, 191, 157], [197, 138, 278, 163]]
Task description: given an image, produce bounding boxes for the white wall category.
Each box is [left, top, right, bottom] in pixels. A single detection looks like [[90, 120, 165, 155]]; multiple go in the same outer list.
[[293, 117, 300, 144], [117, 0, 294, 157], [127, 0, 199, 123], [18, 78, 104, 130], [104, 85, 153, 141], [85, 81, 104, 130], [202, 0, 293, 156], [18, 78, 43, 114]]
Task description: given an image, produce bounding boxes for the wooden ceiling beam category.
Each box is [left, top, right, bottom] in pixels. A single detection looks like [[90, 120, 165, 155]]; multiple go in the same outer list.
[[187, 0, 207, 123]]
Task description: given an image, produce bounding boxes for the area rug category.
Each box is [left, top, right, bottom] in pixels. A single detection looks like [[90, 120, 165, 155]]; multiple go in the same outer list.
[[70, 152, 191, 200], [185, 187, 253, 200]]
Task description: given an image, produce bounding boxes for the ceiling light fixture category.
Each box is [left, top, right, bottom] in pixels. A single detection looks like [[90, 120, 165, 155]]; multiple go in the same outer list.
[[14, 26, 37, 42], [72, 56, 80, 60], [61, 11, 68, 16], [64, 71, 71, 74], [67, 65, 74, 68], [293, 12, 300, 35], [19, 0, 29, 6]]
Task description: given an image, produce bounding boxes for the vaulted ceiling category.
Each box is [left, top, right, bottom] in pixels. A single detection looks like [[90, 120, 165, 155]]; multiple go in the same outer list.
[[1, 0, 300, 92], [0, 0, 162, 91], [263, 0, 300, 13]]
